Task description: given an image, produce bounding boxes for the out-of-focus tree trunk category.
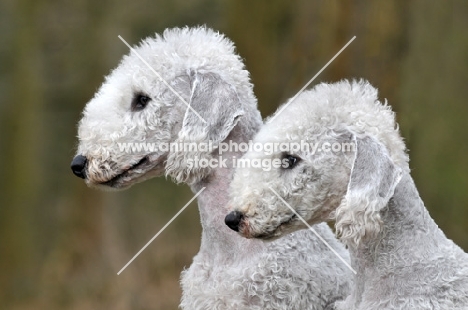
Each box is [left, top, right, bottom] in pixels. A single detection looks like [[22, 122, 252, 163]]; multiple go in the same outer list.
[[0, 0, 45, 303], [399, 0, 468, 249], [225, 0, 409, 115]]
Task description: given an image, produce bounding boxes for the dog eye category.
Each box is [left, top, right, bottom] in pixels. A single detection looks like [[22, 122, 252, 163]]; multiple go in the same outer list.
[[131, 93, 151, 112], [283, 155, 300, 169]]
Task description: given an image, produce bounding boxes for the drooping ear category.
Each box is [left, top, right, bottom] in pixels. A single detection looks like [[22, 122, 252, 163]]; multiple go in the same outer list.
[[335, 135, 402, 247], [165, 71, 245, 184]]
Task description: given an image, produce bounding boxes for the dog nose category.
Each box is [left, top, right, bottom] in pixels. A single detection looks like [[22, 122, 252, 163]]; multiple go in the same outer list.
[[225, 211, 244, 232], [71, 155, 87, 179]]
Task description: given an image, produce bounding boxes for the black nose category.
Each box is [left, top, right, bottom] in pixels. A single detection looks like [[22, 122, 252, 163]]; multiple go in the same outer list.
[[71, 155, 87, 179], [225, 211, 244, 232]]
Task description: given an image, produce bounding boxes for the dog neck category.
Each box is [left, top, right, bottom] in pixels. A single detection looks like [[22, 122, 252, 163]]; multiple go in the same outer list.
[[189, 118, 265, 263], [347, 171, 461, 305]]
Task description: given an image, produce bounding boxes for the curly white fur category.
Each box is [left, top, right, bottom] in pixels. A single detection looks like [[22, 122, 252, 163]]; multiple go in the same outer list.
[[229, 80, 468, 309], [74, 27, 352, 309]]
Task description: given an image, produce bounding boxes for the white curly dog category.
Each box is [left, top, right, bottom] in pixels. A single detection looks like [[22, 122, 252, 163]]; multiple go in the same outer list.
[[71, 27, 352, 309], [226, 80, 468, 309]]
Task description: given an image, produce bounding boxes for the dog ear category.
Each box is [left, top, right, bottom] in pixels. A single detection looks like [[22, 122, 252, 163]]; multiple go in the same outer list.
[[165, 71, 245, 184], [335, 135, 402, 247]]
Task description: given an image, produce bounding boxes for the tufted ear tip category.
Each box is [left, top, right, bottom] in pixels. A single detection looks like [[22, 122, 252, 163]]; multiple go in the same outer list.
[[335, 195, 384, 246]]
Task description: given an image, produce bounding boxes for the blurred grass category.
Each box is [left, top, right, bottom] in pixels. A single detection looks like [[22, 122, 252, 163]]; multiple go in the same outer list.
[[0, 0, 467, 309]]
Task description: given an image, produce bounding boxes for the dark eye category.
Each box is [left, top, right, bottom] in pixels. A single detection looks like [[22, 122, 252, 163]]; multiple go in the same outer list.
[[283, 155, 300, 169], [131, 93, 151, 112]]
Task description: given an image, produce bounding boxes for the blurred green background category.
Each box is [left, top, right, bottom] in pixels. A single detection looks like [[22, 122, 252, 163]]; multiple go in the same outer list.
[[0, 0, 467, 309]]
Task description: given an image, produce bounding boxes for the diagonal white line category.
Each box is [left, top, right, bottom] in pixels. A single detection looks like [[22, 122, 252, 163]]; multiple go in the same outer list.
[[268, 186, 357, 274], [117, 187, 206, 275], [118, 35, 207, 124], [267, 36, 356, 124]]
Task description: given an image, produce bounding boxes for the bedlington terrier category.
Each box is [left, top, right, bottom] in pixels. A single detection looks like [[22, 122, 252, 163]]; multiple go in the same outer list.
[[71, 27, 352, 309], [226, 80, 468, 309]]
